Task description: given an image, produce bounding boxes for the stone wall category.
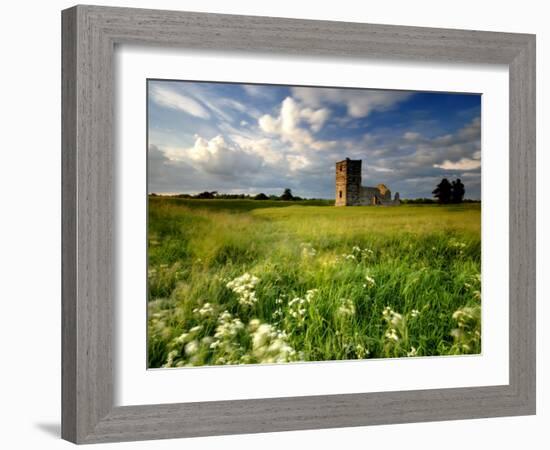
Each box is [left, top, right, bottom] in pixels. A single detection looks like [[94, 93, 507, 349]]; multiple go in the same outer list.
[[335, 159, 400, 206], [359, 186, 380, 205]]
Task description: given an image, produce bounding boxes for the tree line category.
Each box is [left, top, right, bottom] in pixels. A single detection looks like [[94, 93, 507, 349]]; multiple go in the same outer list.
[[150, 188, 313, 201], [150, 181, 474, 204]]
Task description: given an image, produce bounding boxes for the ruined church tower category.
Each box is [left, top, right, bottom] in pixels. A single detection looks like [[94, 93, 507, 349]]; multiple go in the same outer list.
[[335, 158, 362, 206]]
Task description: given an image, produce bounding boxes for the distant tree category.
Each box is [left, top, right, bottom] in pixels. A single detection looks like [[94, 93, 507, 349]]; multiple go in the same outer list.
[[451, 179, 465, 203], [432, 178, 452, 204], [254, 193, 269, 200], [195, 191, 217, 199], [280, 188, 294, 201]]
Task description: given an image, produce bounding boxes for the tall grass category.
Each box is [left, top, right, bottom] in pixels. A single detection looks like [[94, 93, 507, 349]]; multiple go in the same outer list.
[[147, 198, 481, 368]]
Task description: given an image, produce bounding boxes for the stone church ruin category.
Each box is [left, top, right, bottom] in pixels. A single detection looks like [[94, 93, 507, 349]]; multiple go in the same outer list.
[[335, 158, 401, 206]]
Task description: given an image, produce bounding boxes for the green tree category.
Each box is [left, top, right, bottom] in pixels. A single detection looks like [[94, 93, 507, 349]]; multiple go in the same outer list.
[[432, 179, 452, 204], [451, 179, 465, 203], [280, 188, 294, 201]]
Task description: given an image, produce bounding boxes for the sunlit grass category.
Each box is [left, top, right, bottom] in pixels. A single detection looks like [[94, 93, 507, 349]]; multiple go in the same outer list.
[[147, 198, 481, 368]]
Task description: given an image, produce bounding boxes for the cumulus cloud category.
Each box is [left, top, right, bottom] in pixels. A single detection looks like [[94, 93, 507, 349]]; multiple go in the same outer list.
[[259, 97, 332, 150], [300, 107, 330, 132], [291, 87, 412, 118], [231, 135, 283, 165], [150, 85, 210, 119], [186, 135, 263, 176]]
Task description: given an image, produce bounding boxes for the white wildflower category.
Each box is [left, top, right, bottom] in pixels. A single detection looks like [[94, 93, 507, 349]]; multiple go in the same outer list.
[[385, 328, 399, 342], [193, 302, 215, 317], [449, 239, 467, 249], [300, 243, 317, 258], [305, 289, 318, 303], [364, 274, 376, 287], [226, 273, 260, 306], [337, 298, 356, 318], [184, 340, 199, 356], [355, 343, 369, 359], [250, 321, 297, 363], [287, 290, 316, 326], [173, 332, 189, 345], [248, 318, 261, 332]]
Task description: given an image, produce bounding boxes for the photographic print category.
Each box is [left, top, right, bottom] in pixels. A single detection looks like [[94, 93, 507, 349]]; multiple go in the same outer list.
[[147, 80, 481, 369]]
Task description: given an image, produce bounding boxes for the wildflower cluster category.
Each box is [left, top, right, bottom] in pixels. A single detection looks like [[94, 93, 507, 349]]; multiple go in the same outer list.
[[287, 289, 317, 327], [363, 273, 376, 288], [449, 239, 467, 249], [163, 324, 207, 368], [383, 306, 404, 336], [354, 343, 370, 359], [341, 245, 376, 264], [336, 298, 356, 319], [209, 311, 247, 364], [226, 273, 260, 307], [300, 242, 317, 258], [271, 295, 286, 323], [192, 302, 215, 318], [382, 306, 420, 356], [450, 305, 481, 354], [449, 238, 467, 256], [248, 320, 298, 363]]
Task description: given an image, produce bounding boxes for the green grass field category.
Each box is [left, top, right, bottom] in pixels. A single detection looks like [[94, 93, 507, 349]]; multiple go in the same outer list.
[[147, 197, 481, 368]]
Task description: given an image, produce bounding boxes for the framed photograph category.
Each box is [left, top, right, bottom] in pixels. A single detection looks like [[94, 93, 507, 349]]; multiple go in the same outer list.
[[62, 5, 536, 444]]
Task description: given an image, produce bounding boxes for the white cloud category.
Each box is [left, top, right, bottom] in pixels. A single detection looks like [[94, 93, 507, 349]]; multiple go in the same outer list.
[[150, 85, 210, 119], [291, 87, 411, 118], [187, 135, 263, 176], [434, 158, 481, 171], [300, 107, 330, 132], [259, 97, 332, 150], [231, 135, 283, 165], [369, 165, 395, 173], [287, 154, 310, 172]]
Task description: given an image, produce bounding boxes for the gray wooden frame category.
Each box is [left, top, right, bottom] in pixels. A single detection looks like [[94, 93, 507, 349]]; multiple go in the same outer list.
[[61, 4, 536, 444]]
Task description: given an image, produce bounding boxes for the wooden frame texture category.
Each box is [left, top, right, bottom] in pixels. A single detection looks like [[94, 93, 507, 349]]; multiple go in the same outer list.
[[61, 5, 536, 444]]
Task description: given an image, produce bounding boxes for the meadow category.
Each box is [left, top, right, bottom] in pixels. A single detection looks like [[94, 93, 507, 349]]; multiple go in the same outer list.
[[147, 197, 481, 368]]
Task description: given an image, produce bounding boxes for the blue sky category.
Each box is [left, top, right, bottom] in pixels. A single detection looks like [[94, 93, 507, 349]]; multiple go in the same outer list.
[[148, 80, 481, 199]]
